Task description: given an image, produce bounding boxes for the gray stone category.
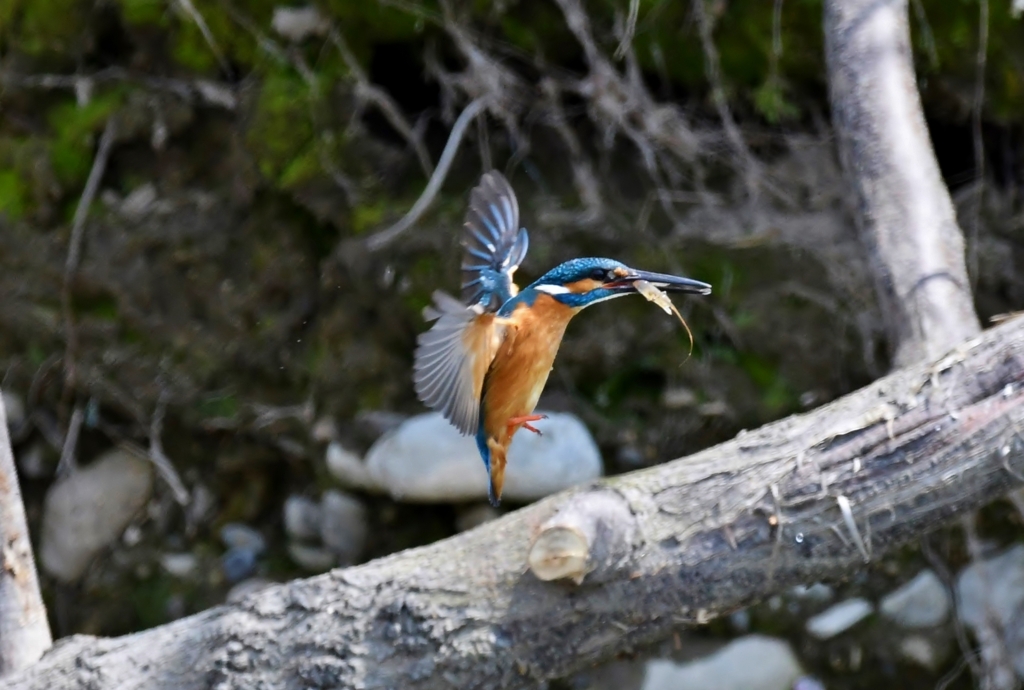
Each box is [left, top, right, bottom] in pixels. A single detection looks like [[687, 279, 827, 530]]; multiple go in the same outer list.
[[880, 569, 950, 629], [789, 583, 834, 603], [283, 495, 322, 541], [641, 635, 803, 690], [898, 634, 949, 672], [319, 489, 368, 564], [160, 552, 198, 578], [2, 391, 25, 431], [311, 416, 338, 443], [271, 6, 328, 42], [957, 544, 1024, 677], [325, 442, 379, 492], [40, 448, 153, 582], [287, 542, 336, 572], [805, 598, 873, 640], [219, 523, 266, 555], [366, 411, 602, 502]]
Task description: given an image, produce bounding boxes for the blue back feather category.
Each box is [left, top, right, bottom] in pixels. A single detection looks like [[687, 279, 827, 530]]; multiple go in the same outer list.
[[461, 171, 529, 312]]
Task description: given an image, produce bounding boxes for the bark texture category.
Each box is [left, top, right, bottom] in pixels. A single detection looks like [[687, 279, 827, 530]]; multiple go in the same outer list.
[[825, 0, 981, 367], [0, 394, 52, 676], [7, 316, 1024, 690]]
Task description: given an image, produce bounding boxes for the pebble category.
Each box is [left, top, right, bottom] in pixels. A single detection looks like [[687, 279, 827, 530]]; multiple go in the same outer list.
[[898, 634, 948, 671], [880, 569, 950, 629], [957, 544, 1024, 676], [219, 523, 266, 582], [789, 583, 834, 603], [365, 411, 602, 502], [283, 495, 322, 542], [641, 635, 803, 690], [161, 552, 199, 578], [805, 598, 873, 640], [221, 547, 258, 582], [325, 442, 378, 492], [2, 390, 25, 432], [271, 5, 328, 42], [40, 449, 154, 582], [287, 542, 336, 572], [319, 489, 368, 564], [310, 416, 338, 443], [219, 523, 266, 555]]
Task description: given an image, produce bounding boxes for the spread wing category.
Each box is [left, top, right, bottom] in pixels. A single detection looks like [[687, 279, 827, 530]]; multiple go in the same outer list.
[[461, 170, 529, 313], [413, 291, 505, 435]]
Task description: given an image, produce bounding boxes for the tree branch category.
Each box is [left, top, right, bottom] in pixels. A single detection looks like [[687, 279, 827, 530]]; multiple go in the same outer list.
[[8, 316, 1024, 690]]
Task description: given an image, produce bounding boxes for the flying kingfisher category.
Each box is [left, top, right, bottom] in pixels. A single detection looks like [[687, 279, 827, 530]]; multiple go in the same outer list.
[[413, 171, 711, 506]]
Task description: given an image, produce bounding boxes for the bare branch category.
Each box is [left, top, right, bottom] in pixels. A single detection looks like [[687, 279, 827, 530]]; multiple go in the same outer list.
[[364, 98, 487, 252], [61, 117, 117, 398]]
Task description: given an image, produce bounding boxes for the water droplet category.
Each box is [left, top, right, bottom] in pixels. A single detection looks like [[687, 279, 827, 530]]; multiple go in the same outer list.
[[795, 532, 805, 544]]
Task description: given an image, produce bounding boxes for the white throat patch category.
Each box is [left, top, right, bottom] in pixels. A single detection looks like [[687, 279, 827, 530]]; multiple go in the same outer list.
[[535, 284, 571, 295]]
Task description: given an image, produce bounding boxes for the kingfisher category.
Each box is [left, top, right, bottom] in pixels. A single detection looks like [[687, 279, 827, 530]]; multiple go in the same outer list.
[[413, 171, 711, 506]]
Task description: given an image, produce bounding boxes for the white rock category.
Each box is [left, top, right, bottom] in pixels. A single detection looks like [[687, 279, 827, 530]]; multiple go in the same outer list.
[[287, 542, 336, 572], [319, 489, 367, 564], [366, 411, 602, 502], [805, 598, 873, 640], [40, 449, 153, 582], [641, 635, 803, 690], [161, 552, 199, 578], [880, 569, 950, 629], [271, 6, 327, 42], [898, 634, 947, 671], [326, 442, 379, 492], [311, 416, 338, 443], [789, 583, 834, 603], [2, 391, 25, 430], [283, 495, 322, 541], [120, 183, 157, 219]]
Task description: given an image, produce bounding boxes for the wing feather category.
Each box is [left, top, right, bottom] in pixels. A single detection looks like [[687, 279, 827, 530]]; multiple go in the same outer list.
[[461, 171, 530, 312], [413, 291, 504, 435]]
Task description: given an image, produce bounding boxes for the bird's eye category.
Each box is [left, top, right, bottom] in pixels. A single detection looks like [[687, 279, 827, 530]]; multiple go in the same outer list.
[[589, 268, 607, 281]]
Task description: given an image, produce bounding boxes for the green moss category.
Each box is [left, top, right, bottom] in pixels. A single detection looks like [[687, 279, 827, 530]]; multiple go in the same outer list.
[[246, 73, 315, 183], [197, 394, 239, 419], [116, 0, 164, 25], [0, 170, 29, 219], [4, 0, 86, 57], [47, 92, 123, 188]]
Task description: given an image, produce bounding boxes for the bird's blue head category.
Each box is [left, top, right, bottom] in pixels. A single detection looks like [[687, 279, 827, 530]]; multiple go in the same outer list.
[[527, 257, 711, 309]]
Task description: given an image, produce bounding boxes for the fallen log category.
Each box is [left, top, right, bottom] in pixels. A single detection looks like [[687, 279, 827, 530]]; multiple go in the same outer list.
[[9, 316, 1024, 690]]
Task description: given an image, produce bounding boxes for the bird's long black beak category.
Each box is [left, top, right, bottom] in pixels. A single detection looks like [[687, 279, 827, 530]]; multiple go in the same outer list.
[[609, 269, 712, 295]]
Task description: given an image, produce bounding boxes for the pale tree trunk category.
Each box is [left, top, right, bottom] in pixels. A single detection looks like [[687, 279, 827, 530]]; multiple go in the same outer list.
[[825, 0, 981, 367], [0, 394, 52, 676]]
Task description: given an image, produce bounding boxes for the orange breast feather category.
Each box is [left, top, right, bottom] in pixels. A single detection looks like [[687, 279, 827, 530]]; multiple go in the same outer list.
[[481, 294, 576, 443]]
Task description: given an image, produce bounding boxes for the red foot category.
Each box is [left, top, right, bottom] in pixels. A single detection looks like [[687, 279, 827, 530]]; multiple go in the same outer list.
[[508, 414, 548, 435]]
